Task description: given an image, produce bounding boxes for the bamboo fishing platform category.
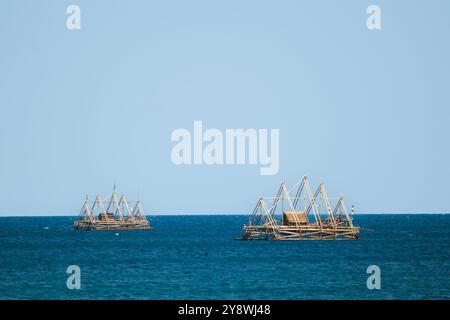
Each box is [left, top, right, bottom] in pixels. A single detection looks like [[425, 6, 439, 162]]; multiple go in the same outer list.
[[74, 189, 152, 231], [238, 176, 360, 240]]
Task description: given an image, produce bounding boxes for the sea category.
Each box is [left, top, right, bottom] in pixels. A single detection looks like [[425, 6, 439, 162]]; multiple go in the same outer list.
[[0, 214, 449, 300]]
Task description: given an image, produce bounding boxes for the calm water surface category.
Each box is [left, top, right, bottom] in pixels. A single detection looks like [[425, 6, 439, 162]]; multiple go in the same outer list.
[[0, 215, 449, 299]]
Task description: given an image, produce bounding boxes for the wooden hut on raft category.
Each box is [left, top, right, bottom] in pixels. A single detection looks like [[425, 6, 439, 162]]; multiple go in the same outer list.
[[238, 176, 360, 240], [74, 188, 151, 231]]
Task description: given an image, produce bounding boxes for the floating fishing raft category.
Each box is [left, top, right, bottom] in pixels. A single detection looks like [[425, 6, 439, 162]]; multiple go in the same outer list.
[[74, 190, 151, 231], [239, 176, 360, 240]]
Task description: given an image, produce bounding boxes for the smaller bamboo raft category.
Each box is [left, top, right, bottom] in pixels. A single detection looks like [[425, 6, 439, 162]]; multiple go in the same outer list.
[[74, 190, 152, 231], [239, 176, 360, 240]]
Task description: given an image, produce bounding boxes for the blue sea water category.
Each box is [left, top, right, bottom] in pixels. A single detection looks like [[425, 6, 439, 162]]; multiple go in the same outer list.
[[0, 215, 449, 300]]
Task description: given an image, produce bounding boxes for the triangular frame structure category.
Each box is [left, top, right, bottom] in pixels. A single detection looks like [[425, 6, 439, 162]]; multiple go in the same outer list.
[[241, 176, 359, 240], [74, 190, 151, 231]]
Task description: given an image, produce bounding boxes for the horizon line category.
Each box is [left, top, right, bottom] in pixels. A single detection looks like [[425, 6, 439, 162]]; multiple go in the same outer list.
[[0, 212, 449, 217]]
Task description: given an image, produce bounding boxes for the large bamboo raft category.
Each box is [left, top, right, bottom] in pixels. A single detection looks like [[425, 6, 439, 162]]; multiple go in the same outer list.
[[239, 176, 360, 240], [74, 190, 152, 231]]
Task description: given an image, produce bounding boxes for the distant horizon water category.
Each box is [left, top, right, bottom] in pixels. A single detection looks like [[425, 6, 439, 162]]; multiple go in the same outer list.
[[1, 215, 449, 299], [1, 212, 449, 217]]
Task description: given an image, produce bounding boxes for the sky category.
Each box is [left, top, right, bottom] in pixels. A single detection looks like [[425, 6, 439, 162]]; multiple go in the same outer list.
[[0, 0, 449, 215]]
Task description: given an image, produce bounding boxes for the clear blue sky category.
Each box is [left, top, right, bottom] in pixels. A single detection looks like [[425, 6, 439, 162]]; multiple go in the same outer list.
[[1, 0, 449, 215]]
